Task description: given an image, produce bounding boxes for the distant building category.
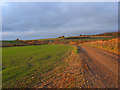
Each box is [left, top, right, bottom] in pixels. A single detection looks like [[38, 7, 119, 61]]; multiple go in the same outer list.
[[58, 36, 65, 38]]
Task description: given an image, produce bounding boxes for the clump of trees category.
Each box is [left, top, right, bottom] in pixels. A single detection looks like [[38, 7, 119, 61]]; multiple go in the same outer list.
[[15, 38, 19, 41]]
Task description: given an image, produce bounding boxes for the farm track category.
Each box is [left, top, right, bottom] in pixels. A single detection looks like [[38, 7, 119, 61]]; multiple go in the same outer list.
[[78, 46, 118, 88], [38, 45, 118, 88]]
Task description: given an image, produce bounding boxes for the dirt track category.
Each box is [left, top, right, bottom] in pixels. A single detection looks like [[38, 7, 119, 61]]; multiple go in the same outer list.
[[38, 45, 119, 88], [78, 45, 118, 88]]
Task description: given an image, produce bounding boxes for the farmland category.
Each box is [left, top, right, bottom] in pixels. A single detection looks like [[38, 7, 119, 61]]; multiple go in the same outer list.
[[1, 32, 119, 88], [2, 44, 74, 88], [1, 36, 117, 47], [1, 0, 119, 88]]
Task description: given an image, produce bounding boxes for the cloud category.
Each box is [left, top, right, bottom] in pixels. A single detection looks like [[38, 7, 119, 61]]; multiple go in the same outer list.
[[2, 2, 118, 40]]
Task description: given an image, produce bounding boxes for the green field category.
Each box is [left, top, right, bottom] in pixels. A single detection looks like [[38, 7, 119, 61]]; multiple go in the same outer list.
[[1, 41, 23, 46], [2, 44, 74, 88], [2, 41, 22, 44]]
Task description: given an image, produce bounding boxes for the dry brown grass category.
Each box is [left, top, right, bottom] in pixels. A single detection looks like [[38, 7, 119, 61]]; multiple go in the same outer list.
[[81, 38, 119, 55]]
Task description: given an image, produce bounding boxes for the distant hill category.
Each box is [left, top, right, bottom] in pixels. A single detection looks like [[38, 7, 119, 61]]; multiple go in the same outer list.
[[65, 31, 119, 39], [95, 31, 120, 37]]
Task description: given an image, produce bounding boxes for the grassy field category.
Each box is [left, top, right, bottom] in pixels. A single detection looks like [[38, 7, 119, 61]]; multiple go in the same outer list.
[[2, 41, 22, 44], [2, 44, 74, 88], [1, 41, 23, 46]]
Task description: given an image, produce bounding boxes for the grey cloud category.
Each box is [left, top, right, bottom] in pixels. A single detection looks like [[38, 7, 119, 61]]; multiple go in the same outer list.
[[2, 2, 118, 40]]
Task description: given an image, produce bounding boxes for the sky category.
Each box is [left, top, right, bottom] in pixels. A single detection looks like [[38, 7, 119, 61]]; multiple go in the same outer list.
[[2, 2, 118, 40]]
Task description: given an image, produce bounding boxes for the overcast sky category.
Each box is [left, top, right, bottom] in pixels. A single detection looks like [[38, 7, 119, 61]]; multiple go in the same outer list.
[[2, 2, 118, 40]]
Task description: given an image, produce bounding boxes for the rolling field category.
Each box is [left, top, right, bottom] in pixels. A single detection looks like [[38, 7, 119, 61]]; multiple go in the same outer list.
[[2, 44, 74, 88], [1, 36, 116, 47], [1, 36, 119, 88], [2, 41, 22, 44], [1, 41, 23, 47], [39, 36, 116, 42]]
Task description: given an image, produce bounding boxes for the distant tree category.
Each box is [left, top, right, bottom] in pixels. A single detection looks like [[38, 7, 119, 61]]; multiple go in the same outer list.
[[79, 34, 82, 36], [16, 38, 19, 41]]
